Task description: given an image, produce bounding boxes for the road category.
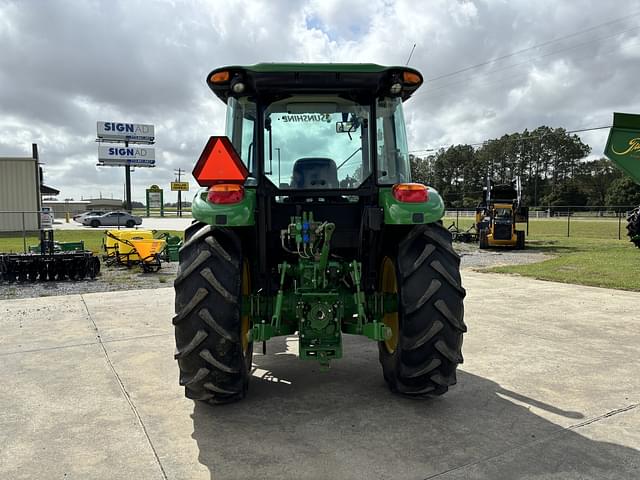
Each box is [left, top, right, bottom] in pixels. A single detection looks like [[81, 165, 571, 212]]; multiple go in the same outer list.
[[0, 272, 638, 479], [53, 217, 193, 231]]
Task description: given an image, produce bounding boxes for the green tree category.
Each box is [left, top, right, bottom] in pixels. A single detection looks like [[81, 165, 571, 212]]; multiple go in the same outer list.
[[605, 177, 640, 206], [575, 158, 623, 205]]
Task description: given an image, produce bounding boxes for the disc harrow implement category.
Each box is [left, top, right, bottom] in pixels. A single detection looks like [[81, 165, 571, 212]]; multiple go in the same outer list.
[[0, 230, 100, 283]]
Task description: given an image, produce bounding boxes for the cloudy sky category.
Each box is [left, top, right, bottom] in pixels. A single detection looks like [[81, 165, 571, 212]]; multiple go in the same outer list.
[[1, 0, 639, 202]]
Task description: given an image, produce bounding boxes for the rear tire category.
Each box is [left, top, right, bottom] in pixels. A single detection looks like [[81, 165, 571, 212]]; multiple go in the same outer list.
[[379, 223, 466, 397], [627, 206, 640, 249], [90, 220, 99, 228], [125, 220, 135, 228], [173, 222, 252, 404]]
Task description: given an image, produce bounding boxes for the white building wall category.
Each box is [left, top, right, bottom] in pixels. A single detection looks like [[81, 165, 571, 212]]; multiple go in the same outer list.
[[0, 157, 40, 231]]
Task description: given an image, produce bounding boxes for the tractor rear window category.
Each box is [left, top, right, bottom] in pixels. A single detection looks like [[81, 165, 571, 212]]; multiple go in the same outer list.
[[376, 97, 411, 185], [264, 99, 371, 190], [226, 97, 257, 180]]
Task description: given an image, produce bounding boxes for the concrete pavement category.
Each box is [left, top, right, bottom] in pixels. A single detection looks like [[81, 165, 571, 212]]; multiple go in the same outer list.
[[0, 272, 638, 479]]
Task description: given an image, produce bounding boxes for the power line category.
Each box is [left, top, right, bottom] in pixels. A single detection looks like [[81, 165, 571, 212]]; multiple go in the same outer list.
[[425, 11, 640, 83], [417, 31, 640, 99], [408, 125, 612, 154], [413, 26, 640, 101]]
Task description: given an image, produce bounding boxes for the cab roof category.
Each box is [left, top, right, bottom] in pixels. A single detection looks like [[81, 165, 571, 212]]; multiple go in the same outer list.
[[206, 63, 424, 103]]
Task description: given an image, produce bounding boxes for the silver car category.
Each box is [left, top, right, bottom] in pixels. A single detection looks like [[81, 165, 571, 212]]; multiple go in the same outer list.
[[82, 211, 143, 228], [73, 210, 106, 223]]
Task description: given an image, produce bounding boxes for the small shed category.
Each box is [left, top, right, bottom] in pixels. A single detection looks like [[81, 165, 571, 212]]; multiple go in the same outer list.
[[0, 145, 41, 232]]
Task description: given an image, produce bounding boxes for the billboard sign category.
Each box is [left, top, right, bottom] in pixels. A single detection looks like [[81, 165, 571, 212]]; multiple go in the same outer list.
[[98, 146, 155, 167], [171, 181, 189, 191], [97, 122, 155, 142]]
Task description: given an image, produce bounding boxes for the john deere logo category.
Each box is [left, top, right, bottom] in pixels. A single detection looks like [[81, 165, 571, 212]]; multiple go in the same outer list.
[[612, 137, 640, 157]]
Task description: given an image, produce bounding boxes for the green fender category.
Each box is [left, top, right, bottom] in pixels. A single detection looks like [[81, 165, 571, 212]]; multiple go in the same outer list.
[[191, 187, 256, 226], [379, 186, 445, 224]]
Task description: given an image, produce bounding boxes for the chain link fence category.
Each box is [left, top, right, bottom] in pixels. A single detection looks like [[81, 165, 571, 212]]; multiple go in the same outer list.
[[445, 205, 638, 240], [0, 210, 136, 253]]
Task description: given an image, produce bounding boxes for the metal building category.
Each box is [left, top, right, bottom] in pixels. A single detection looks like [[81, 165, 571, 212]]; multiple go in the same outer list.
[[0, 144, 42, 232]]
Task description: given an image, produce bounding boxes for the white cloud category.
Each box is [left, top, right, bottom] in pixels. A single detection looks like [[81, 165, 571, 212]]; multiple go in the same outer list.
[[0, 0, 638, 201]]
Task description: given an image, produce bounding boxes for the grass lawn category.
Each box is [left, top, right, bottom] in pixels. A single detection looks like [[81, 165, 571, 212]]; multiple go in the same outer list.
[[489, 237, 640, 291], [0, 229, 184, 254], [445, 217, 640, 291]]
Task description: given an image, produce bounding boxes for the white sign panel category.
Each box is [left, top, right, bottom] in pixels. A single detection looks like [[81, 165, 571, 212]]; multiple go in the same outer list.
[[148, 192, 162, 208], [97, 121, 155, 141], [98, 146, 156, 167]]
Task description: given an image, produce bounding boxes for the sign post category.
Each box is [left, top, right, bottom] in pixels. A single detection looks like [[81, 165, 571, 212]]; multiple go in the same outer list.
[[171, 169, 188, 217], [96, 122, 156, 213], [146, 184, 164, 217]]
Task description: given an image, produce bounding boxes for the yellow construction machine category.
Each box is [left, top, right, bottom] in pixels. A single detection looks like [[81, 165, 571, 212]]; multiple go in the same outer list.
[[476, 179, 528, 249]]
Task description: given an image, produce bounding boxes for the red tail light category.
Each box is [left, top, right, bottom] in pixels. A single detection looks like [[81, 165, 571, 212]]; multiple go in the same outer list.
[[208, 184, 244, 204], [392, 183, 428, 203]]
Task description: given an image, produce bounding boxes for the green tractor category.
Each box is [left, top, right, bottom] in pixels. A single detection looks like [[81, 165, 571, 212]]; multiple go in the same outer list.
[[173, 64, 466, 404], [605, 113, 640, 248]]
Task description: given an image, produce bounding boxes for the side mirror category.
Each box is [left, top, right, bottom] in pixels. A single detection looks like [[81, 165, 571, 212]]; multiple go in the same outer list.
[[336, 121, 358, 133]]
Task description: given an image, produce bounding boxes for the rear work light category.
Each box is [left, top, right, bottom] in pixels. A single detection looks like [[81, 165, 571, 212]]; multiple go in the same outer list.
[[392, 183, 429, 203], [210, 70, 229, 83], [403, 71, 422, 85], [208, 184, 245, 204]]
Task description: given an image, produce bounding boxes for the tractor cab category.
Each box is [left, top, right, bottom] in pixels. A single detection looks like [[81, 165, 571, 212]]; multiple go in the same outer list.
[[173, 64, 466, 404]]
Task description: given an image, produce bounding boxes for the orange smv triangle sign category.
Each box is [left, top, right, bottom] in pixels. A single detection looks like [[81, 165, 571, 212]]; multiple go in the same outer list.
[[193, 136, 249, 186]]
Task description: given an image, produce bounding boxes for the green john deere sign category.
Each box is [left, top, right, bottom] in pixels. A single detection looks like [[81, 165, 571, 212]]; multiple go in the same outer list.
[[146, 185, 164, 217], [604, 112, 640, 185]]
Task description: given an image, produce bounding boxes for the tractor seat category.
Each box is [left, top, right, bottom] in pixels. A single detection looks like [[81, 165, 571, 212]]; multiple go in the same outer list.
[[291, 158, 339, 189]]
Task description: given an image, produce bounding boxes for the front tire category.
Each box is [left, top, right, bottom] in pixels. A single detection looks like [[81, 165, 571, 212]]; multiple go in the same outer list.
[[627, 206, 640, 249], [379, 223, 466, 397], [173, 223, 252, 404]]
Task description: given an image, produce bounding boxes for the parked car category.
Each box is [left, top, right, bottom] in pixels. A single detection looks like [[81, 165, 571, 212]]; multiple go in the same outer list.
[[82, 211, 143, 228], [73, 210, 106, 223]]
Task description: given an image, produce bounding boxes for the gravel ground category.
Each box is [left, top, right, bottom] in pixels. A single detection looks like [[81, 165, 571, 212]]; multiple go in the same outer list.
[[0, 242, 550, 300], [0, 261, 178, 300], [455, 241, 552, 269]]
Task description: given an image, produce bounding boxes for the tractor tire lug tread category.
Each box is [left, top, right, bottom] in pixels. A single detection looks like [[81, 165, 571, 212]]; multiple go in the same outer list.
[[172, 288, 208, 324], [626, 206, 640, 248], [404, 279, 441, 314], [198, 308, 237, 342], [174, 250, 211, 285], [174, 329, 208, 359], [200, 267, 237, 303], [173, 223, 251, 404], [379, 222, 465, 398]]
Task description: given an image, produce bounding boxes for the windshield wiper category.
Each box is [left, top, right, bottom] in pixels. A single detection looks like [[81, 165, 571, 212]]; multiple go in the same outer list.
[[337, 147, 362, 170]]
